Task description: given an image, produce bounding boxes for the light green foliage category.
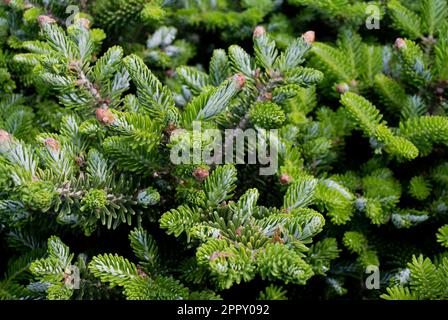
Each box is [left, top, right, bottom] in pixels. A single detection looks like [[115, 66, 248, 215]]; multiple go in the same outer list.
[[395, 39, 432, 87], [88, 227, 217, 300], [143, 26, 195, 70], [0, 95, 35, 140], [123, 54, 175, 122], [288, 0, 383, 28], [388, 0, 423, 39], [360, 168, 402, 225], [0, 114, 152, 235], [343, 231, 379, 268], [80, 189, 108, 211], [315, 179, 355, 225], [136, 187, 160, 208], [392, 209, 429, 229], [341, 92, 419, 161], [437, 225, 448, 248], [409, 176, 431, 200], [21, 181, 57, 212], [160, 172, 330, 289], [29, 236, 76, 300], [129, 227, 159, 269], [309, 29, 383, 90], [91, 0, 166, 33], [399, 116, 448, 156], [204, 164, 238, 208], [15, 20, 125, 116], [89, 254, 139, 287], [382, 255, 448, 300], [0, 247, 46, 300], [257, 243, 314, 284], [434, 23, 448, 80], [283, 175, 317, 211], [249, 102, 286, 129], [258, 284, 288, 300], [307, 238, 341, 275], [1, 0, 448, 302], [388, 0, 448, 38]]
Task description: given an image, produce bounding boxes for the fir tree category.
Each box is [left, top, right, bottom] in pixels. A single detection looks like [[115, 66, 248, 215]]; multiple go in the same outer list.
[[1, 0, 448, 301]]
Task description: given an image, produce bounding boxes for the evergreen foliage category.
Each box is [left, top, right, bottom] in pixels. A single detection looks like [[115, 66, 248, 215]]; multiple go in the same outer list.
[[1, 0, 448, 301]]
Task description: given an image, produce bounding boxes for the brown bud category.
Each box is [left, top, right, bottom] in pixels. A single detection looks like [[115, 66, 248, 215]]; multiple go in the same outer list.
[[422, 36, 436, 46], [279, 174, 292, 185], [68, 60, 81, 71], [302, 31, 316, 44], [234, 73, 246, 90], [210, 251, 232, 261], [253, 26, 266, 38], [269, 69, 282, 79], [166, 69, 175, 78], [336, 83, 350, 94], [137, 266, 148, 278], [95, 108, 116, 125], [102, 97, 111, 107], [77, 18, 91, 29], [38, 15, 56, 27], [164, 123, 178, 138], [62, 271, 73, 285], [75, 155, 86, 167], [193, 167, 209, 182], [262, 92, 273, 101], [0, 129, 11, 144], [44, 138, 60, 152], [236, 226, 243, 237], [272, 227, 285, 244], [394, 38, 407, 50], [210, 252, 220, 261], [76, 79, 88, 86], [436, 87, 445, 96]]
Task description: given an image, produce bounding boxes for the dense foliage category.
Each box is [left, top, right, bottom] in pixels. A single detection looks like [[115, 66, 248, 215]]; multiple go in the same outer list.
[[1, 0, 448, 300]]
